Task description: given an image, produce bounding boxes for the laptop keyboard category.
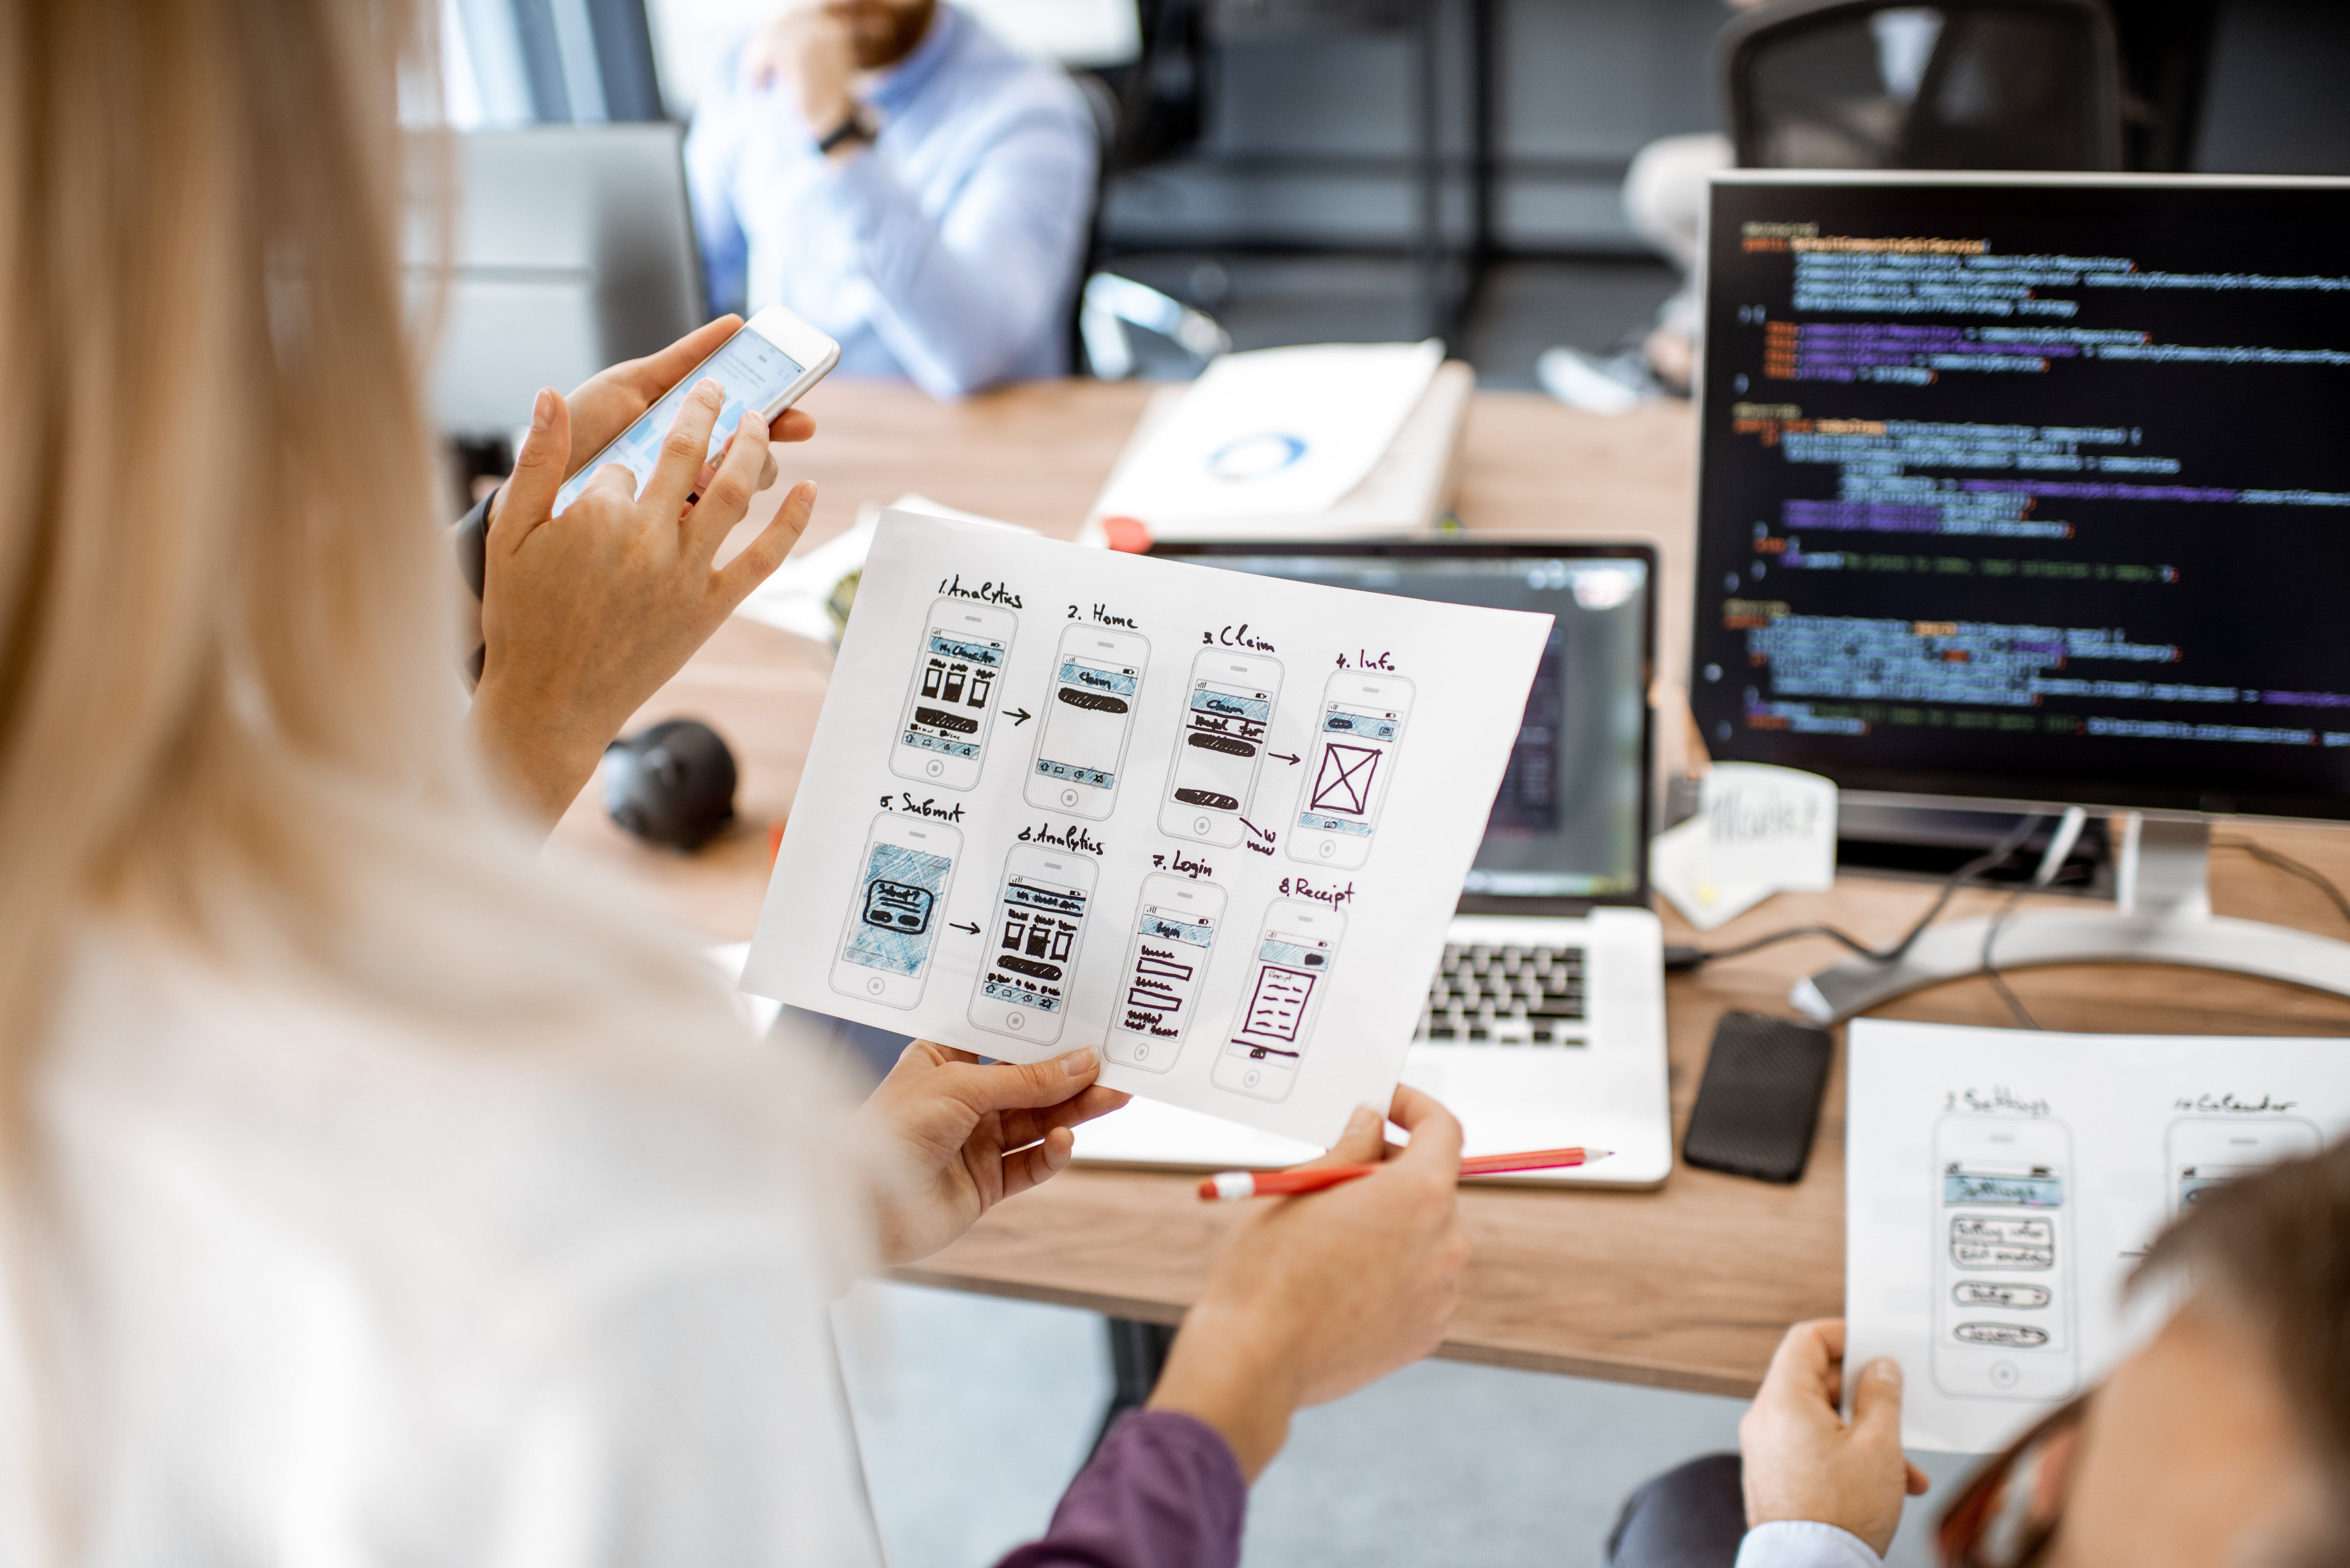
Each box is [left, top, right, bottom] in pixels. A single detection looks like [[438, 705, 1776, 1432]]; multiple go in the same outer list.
[[1416, 944, 1588, 1046]]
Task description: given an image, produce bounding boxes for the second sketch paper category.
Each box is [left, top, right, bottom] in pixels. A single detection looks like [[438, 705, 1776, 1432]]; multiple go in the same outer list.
[[744, 512, 1553, 1144], [1845, 1019, 2350, 1453]]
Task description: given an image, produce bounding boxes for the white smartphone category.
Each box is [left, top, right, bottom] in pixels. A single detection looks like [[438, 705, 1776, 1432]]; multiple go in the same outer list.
[[968, 843, 1100, 1045], [2164, 1115, 2323, 1218], [1160, 649, 1284, 846], [552, 304, 840, 516], [1104, 875, 1228, 1072], [1288, 670, 1413, 869], [1932, 1115, 2078, 1402], [1212, 899, 1345, 1103], [829, 812, 960, 1009], [1026, 625, 1151, 819], [892, 598, 1020, 791]]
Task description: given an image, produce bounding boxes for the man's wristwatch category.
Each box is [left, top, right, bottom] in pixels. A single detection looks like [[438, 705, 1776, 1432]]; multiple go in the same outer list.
[[816, 105, 878, 155]]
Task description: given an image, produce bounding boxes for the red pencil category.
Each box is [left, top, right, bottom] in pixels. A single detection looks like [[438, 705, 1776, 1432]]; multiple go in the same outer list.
[[1196, 1146, 1610, 1201]]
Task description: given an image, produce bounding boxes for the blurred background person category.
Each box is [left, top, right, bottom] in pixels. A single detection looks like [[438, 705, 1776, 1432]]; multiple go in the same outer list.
[[685, 0, 1097, 400]]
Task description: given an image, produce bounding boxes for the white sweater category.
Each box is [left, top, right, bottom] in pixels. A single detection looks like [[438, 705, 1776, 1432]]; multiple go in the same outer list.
[[4, 928, 881, 1567]]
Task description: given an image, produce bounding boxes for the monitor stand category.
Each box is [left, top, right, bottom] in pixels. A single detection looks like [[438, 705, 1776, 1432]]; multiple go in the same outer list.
[[1790, 816, 2350, 1025]]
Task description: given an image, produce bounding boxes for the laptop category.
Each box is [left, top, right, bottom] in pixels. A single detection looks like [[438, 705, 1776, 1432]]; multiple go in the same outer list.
[[1072, 539, 1674, 1188]]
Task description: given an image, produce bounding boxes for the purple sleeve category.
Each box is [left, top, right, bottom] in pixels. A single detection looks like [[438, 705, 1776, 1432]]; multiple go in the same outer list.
[[993, 1410, 1248, 1568]]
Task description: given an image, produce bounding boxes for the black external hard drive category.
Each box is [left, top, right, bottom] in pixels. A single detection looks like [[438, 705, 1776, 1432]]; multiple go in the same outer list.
[[1682, 1012, 1835, 1184]]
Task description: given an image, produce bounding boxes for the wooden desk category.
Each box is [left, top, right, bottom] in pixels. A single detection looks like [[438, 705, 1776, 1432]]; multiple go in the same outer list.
[[550, 379, 2350, 1399]]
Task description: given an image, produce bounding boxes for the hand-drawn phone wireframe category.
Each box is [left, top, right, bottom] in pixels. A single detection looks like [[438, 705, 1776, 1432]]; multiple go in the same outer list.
[[830, 813, 961, 1009], [1932, 1115, 2078, 1402], [2165, 1115, 2323, 1218], [891, 598, 1018, 791], [1212, 900, 1344, 1104], [1160, 649, 1284, 847], [968, 843, 1099, 1046], [1288, 670, 1414, 869], [1025, 625, 1150, 819], [1104, 875, 1228, 1073]]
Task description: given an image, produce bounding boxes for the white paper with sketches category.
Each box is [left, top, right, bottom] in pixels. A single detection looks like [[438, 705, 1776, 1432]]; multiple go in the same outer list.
[[1090, 341, 1444, 531], [741, 511, 1550, 1144], [1846, 1019, 2350, 1453], [732, 493, 1030, 644], [1649, 762, 1837, 929]]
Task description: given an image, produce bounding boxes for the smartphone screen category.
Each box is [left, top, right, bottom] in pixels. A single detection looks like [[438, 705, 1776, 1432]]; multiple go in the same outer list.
[[554, 326, 806, 515]]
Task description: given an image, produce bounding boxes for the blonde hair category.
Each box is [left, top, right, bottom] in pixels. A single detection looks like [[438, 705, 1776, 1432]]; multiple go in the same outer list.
[[0, 0, 862, 1543]]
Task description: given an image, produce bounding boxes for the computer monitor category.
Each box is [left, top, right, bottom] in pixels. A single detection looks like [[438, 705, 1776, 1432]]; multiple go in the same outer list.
[[405, 124, 704, 437], [1694, 172, 2350, 819], [1147, 541, 1656, 910], [1691, 172, 2350, 1017]]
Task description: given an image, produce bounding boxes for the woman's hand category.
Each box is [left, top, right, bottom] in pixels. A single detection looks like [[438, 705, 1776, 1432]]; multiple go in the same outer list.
[[466, 354, 815, 824], [1147, 1085, 1471, 1479], [1739, 1319, 1931, 1555], [853, 1042, 1131, 1267], [488, 315, 816, 531]]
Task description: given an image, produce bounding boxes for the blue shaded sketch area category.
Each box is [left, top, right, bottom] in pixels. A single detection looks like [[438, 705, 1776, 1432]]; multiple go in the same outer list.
[[1942, 1170, 2064, 1207], [845, 843, 954, 976]]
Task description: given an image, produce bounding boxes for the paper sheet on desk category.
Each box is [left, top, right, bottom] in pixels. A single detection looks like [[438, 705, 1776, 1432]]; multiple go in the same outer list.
[[741, 511, 1550, 1145], [732, 494, 1030, 644], [1845, 1019, 2350, 1453], [1091, 341, 1443, 529]]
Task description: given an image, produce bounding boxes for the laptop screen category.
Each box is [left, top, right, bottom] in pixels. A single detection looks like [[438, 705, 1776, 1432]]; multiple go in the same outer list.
[[1149, 543, 1655, 904]]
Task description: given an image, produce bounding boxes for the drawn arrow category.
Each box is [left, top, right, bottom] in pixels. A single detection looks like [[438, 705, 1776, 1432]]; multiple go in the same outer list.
[[1269, 751, 1302, 765], [950, 920, 983, 935], [1007, 707, 1035, 726], [1238, 815, 1276, 843]]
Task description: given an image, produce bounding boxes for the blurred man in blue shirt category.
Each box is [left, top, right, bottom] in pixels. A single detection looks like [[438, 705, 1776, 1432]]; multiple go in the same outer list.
[[686, 0, 1097, 400]]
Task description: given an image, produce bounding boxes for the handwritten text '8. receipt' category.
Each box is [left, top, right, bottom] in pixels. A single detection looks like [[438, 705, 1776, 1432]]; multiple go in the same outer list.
[[743, 512, 1552, 1145]]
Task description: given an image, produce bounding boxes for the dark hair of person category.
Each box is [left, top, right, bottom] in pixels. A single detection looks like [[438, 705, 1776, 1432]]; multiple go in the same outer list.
[[2134, 1135, 2350, 1561]]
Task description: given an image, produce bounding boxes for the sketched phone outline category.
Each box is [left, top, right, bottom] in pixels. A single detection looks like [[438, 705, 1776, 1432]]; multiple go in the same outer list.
[[1289, 673, 1411, 867], [968, 851, 1095, 1045], [1213, 901, 1342, 1103], [1161, 650, 1283, 845], [892, 598, 1013, 789], [832, 814, 959, 1008], [1026, 626, 1150, 818], [1105, 876, 1226, 1072], [1930, 1115, 2078, 1402]]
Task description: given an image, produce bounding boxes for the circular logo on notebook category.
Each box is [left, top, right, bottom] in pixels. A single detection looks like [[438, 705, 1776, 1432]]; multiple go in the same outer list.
[[1206, 432, 1308, 481]]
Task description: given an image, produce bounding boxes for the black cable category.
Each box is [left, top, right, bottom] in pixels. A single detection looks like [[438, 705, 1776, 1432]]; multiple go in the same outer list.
[[2210, 837, 2350, 931], [1979, 885, 2041, 1030], [1666, 812, 2049, 973]]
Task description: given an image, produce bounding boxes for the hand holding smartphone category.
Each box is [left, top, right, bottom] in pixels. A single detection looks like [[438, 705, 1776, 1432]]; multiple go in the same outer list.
[[552, 305, 841, 516], [464, 305, 840, 823]]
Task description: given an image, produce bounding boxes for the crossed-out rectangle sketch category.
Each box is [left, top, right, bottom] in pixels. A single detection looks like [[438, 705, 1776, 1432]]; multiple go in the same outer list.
[[1291, 671, 1412, 870]]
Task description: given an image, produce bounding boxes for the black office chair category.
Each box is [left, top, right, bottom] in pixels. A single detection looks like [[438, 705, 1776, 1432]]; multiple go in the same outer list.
[[1719, 0, 2125, 171], [1067, 56, 1230, 379]]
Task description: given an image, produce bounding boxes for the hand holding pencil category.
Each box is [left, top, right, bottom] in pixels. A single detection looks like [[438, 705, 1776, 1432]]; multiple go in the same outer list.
[[1144, 1086, 1473, 1479]]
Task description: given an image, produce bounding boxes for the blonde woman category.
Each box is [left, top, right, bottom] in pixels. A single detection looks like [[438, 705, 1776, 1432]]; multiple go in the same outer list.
[[0, 0, 1468, 1562]]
